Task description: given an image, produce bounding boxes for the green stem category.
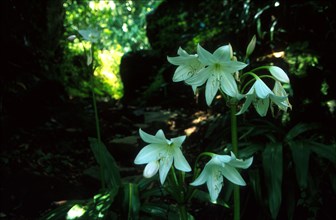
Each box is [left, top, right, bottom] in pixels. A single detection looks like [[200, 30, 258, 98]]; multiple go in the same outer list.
[[178, 204, 188, 220], [92, 90, 101, 143], [192, 152, 214, 178], [169, 167, 188, 220], [92, 89, 105, 189], [89, 44, 105, 189], [230, 103, 240, 220], [170, 166, 179, 187]]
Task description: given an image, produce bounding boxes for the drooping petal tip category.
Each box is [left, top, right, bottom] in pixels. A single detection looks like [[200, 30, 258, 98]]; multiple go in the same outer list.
[[143, 161, 159, 178], [269, 66, 290, 83]]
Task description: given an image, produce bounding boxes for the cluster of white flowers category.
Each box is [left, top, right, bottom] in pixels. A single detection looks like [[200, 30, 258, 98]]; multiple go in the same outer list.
[[167, 40, 291, 116], [134, 129, 252, 202], [134, 38, 291, 202]]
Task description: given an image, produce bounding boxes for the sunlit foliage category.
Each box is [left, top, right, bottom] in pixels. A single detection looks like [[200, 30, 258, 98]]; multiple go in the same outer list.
[[62, 0, 162, 99]]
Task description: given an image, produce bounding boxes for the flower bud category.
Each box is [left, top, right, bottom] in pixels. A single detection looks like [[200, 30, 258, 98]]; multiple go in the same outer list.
[[246, 35, 256, 57], [143, 161, 159, 178], [269, 66, 290, 83], [67, 35, 77, 41]]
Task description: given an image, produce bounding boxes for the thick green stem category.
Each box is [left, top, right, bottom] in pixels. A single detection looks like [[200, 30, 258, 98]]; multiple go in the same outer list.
[[169, 167, 188, 220], [89, 44, 105, 189], [231, 104, 238, 155], [92, 90, 101, 143], [230, 103, 240, 220], [92, 89, 105, 189], [178, 204, 188, 220]]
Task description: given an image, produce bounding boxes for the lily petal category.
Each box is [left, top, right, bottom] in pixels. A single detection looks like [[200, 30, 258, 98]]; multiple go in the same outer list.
[[254, 79, 272, 99], [220, 61, 248, 73], [191, 85, 198, 94], [159, 155, 174, 184], [254, 98, 270, 117], [172, 65, 191, 82], [177, 47, 189, 56], [214, 155, 231, 163], [205, 75, 219, 106], [171, 135, 186, 147], [213, 45, 231, 61], [207, 169, 223, 202], [236, 93, 254, 115], [221, 165, 246, 186], [155, 129, 170, 144], [139, 129, 165, 144], [220, 73, 241, 98], [270, 94, 289, 109], [167, 56, 189, 66], [185, 67, 209, 87], [197, 44, 216, 65], [190, 167, 208, 186], [269, 66, 290, 83], [173, 147, 191, 172], [134, 144, 165, 164], [227, 153, 253, 169]]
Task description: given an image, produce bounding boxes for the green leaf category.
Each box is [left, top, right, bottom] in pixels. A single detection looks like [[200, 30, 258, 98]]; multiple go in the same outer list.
[[248, 169, 263, 205], [288, 141, 310, 189], [140, 187, 167, 200], [88, 137, 121, 190], [239, 143, 263, 158], [140, 203, 179, 219], [330, 173, 336, 194], [283, 178, 296, 220], [309, 141, 336, 164], [262, 142, 283, 219], [285, 123, 319, 142], [122, 183, 140, 220], [137, 175, 157, 191]]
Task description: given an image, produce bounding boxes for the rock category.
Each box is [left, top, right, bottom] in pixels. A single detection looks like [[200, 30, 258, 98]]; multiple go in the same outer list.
[[119, 50, 164, 105], [109, 136, 140, 165]]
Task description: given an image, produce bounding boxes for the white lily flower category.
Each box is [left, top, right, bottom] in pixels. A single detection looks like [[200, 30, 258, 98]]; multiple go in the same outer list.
[[190, 152, 253, 202], [167, 47, 204, 83], [134, 129, 191, 184], [237, 78, 289, 116], [186, 44, 247, 105]]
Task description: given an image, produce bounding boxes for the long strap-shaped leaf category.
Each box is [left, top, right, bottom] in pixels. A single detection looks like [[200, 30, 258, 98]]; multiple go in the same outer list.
[[263, 142, 283, 220], [122, 183, 140, 220], [288, 141, 310, 189], [89, 137, 121, 190]]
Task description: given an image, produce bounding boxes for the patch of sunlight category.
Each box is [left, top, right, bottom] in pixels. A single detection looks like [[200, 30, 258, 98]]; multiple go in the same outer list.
[[95, 47, 124, 99], [192, 111, 209, 124], [68, 38, 91, 54], [89, 1, 116, 11], [285, 42, 319, 76], [326, 100, 336, 114], [126, 1, 133, 12], [122, 23, 128, 32], [272, 51, 285, 58], [184, 126, 197, 136], [66, 204, 87, 220]]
